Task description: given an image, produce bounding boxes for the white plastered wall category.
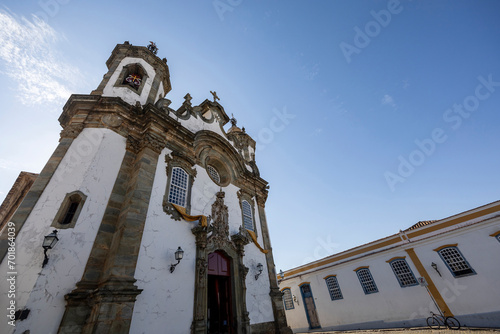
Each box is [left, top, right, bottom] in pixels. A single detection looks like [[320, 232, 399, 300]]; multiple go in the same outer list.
[[411, 218, 500, 319], [177, 113, 227, 140], [0, 128, 126, 334], [281, 215, 500, 331]]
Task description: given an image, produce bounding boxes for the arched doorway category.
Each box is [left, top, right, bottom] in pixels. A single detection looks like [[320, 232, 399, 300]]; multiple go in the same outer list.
[[208, 251, 233, 334]]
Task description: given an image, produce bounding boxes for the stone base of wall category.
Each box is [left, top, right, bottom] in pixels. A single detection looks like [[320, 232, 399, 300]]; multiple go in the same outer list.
[[250, 321, 276, 334]]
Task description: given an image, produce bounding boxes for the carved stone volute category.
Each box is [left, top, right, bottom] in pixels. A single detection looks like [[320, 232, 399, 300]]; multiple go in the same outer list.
[[192, 225, 208, 249], [231, 226, 250, 256]]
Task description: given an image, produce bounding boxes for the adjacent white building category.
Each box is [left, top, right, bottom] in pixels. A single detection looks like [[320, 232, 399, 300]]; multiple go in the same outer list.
[[279, 201, 500, 332]]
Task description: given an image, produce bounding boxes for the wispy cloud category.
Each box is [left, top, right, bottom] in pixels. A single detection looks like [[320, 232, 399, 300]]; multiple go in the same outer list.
[[0, 158, 17, 170], [381, 94, 396, 108], [0, 10, 82, 105]]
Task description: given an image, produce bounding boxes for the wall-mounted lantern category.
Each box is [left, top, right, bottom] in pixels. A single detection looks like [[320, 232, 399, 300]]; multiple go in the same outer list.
[[42, 230, 59, 268], [255, 263, 264, 280], [170, 247, 184, 273], [431, 262, 442, 277], [278, 269, 285, 284]]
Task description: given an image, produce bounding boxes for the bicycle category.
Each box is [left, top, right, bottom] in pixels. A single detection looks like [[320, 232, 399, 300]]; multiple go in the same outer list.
[[426, 311, 461, 330]]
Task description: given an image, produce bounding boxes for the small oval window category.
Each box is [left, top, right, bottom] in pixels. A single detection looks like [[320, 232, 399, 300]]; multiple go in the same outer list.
[[207, 165, 220, 184]]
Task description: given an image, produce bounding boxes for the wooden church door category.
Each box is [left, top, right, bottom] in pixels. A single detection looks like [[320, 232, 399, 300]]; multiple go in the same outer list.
[[300, 283, 321, 329], [207, 251, 233, 334]]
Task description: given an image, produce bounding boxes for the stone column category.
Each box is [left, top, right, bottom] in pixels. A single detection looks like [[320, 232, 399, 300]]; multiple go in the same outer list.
[[191, 225, 208, 334], [256, 197, 292, 334], [58, 131, 165, 334], [232, 230, 250, 334]]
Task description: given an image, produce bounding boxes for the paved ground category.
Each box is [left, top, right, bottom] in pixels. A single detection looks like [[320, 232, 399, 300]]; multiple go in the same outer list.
[[303, 328, 500, 334], [305, 328, 500, 334]]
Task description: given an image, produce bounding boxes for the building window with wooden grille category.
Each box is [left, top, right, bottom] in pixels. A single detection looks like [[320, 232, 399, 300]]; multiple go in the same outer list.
[[355, 267, 378, 294], [435, 245, 475, 278], [324, 275, 343, 300], [388, 258, 418, 287], [282, 288, 294, 310]]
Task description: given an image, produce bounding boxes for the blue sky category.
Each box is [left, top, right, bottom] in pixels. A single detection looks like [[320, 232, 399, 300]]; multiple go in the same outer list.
[[0, 0, 499, 271]]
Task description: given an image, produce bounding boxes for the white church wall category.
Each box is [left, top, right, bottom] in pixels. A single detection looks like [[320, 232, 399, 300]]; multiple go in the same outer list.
[[130, 147, 198, 334], [0, 128, 126, 333], [243, 204, 275, 325], [131, 144, 275, 332], [102, 57, 156, 106]]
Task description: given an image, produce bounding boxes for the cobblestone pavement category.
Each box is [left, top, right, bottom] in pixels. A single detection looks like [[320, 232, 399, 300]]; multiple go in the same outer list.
[[305, 328, 500, 334]]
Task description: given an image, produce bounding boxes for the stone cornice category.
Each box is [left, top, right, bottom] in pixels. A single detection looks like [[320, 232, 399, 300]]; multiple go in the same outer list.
[[58, 94, 270, 202]]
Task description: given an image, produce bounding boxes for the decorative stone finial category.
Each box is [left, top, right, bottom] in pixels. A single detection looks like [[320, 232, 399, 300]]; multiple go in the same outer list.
[[230, 113, 237, 127], [184, 93, 192, 105], [210, 91, 220, 103], [147, 41, 158, 55]]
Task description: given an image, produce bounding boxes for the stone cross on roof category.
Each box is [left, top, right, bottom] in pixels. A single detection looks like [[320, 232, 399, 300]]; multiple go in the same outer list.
[[210, 91, 220, 103]]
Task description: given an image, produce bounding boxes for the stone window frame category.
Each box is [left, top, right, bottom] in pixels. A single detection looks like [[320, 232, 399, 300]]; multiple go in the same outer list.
[[354, 266, 378, 295], [114, 63, 149, 95], [51, 191, 87, 229], [281, 288, 294, 310], [434, 244, 476, 278], [237, 190, 256, 234], [324, 275, 343, 300], [386, 257, 418, 287], [164, 153, 197, 217]]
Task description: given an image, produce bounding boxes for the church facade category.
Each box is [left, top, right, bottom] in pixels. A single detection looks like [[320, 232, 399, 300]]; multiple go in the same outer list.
[[0, 42, 290, 334], [279, 201, 500, 332]]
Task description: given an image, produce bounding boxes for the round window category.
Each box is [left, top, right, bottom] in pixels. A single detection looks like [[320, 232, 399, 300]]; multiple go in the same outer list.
[[207, 165, 220, 184]]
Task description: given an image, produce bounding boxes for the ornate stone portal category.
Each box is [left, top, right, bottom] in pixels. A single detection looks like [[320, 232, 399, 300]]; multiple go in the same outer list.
[[191, 191, 250, 334]]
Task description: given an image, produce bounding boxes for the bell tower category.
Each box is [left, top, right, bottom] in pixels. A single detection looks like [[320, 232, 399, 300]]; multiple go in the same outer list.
[[92, 41, 171, 106]]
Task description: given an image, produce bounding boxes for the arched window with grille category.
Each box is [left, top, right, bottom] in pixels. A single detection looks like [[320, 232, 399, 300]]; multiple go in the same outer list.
[[324, 275, 343, 300], [435, 245, 475, 278], [355, 267, 378, 294], [388, 258, 418, 287], [282, 288, 294, 310]]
